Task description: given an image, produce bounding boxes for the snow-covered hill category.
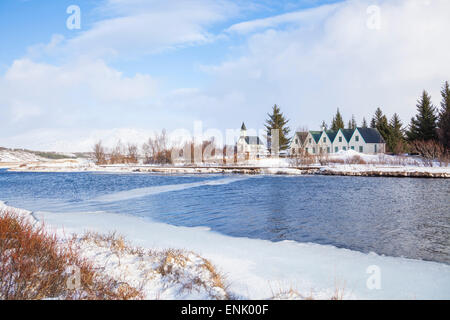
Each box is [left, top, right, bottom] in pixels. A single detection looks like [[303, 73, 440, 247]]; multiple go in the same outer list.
[[0, 148, 46, 163]]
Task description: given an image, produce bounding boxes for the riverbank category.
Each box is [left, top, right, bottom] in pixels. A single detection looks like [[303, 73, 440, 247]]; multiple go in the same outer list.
[[1, 149, 449, 178], [1, 200, 450, 300], [4, 161, 449, 178]]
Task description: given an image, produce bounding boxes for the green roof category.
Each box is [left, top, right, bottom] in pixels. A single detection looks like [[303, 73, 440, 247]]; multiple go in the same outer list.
[[306, 128, 385, 144], [341, 129, 354, 142], [325, 130, 337, 142], [310, 131, 322, 143]]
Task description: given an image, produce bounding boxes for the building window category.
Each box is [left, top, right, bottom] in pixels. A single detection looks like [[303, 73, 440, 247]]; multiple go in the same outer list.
[[339, 137, 342, 142], [312, 148, 315, 154], [359, 146, 363, 153], [335, 147, 338, 152], [323, 137, 326, 143], [374, 145, 377, 153], [327, 147, 330, 153], [309, 138, 312, 143], [343, 146, 347, 151], [295, 139, 298, 144], [355, 136, 359, 142], [351, 146, 355, 150]]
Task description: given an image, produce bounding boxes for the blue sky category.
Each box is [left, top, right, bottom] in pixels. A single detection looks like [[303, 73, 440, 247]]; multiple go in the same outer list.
[[0, 0, 449, 151]]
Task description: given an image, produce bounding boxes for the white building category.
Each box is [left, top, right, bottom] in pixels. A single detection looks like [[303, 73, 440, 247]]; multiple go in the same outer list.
[[290, 127, 386, 155], [236, 123, 266, 159]]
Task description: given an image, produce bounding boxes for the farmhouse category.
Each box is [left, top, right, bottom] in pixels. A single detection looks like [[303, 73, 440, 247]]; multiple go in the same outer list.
[[236, 122, 266, 159], [290, 127, 385, 155]]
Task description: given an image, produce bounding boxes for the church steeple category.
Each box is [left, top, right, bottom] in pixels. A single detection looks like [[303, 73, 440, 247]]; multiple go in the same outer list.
[[240, 122, 247, 137]]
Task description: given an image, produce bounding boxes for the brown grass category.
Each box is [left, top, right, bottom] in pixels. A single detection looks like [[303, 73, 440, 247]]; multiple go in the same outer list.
[[0, 209, 143, 300], [79, 231, 231, 300], [156, 248, 230, 299]]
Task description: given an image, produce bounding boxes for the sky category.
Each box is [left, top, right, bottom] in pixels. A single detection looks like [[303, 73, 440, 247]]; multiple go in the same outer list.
[[0, 0, 449, 152]]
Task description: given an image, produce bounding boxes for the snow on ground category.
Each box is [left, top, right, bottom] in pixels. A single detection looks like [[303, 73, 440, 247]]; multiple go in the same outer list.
[[5, 158, 96, 172], [2, 201, 448, 300], [245, 157, 291, 168], [0, 201, 229, 300], [2, 149, 449, 176], [75, 234, 229, 299], [0, 148, 45, 163]]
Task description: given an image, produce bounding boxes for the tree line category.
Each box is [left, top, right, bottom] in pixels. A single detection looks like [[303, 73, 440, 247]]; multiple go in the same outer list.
[[93, 81, 450, 164], [267, 81, 450, 157]]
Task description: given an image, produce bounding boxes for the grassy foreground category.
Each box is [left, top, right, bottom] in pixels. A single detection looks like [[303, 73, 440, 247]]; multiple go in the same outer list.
[[0, 208, 229, 300]]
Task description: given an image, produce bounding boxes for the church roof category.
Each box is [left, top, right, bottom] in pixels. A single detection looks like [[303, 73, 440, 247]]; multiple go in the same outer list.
[[241, 122, 247, 130], [245, 136, 264, 145]]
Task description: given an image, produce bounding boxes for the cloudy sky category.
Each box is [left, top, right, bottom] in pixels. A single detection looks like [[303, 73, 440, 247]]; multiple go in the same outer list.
[[0, 0, 449, 151]]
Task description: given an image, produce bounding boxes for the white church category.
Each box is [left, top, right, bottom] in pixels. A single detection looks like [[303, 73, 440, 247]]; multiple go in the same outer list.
[[236, 123, 266, 159]]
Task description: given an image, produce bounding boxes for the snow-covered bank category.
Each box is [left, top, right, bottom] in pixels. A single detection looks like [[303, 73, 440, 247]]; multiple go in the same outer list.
[[0, 201, 230, 300], [0, 148, 46, 163], [1, 201, 449, 300], [3, 150, 449, 178], [320, 165, 450, 178]]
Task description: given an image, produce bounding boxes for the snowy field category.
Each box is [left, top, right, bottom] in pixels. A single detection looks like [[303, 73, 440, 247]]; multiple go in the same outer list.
[[1, 148, 449, 177], [1, 200, 449, 300], [0, 149, 45, 163]]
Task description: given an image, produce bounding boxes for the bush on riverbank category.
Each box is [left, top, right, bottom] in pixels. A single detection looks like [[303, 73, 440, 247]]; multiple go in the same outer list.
[[0, 209, 142, 300], [0, 208, 230, 300]]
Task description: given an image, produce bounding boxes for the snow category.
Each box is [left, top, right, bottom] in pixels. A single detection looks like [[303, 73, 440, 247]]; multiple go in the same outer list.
[[75, 236, 229, 299], [2, 201, 449, 300], [2, 148, 449, 177], [0, 149, 45, 163], [245, 157, 291, 168]]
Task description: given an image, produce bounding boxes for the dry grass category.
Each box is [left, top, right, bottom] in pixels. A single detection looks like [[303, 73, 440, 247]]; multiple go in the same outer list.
[[269, 278, 349, 300], [156, 248, 230, 300], [79, 232, 231, 300], [79, 231, 146, 257], [270, 284, 314, 300], [330, 279, 347, 300], [0, 209, 143, 300]]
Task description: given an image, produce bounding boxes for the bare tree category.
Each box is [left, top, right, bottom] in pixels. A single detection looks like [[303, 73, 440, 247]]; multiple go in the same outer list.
[[127, 143, 139, 164], [110, 140, 126, 164], [410, 140, 446, 166], [93, 140, 107, 165], [142, 129, 172, 164]]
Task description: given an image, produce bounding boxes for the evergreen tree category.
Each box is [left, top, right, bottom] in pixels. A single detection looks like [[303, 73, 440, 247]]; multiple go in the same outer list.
[[387, 113, 405, 153], [351, 115, 357, 130], [371, 108, 383, 128], [407, 90, 438, 141], [362, 117, 368, 128], [265, 104, 291, 152], [371, 108, 390, 142], [347, 120, 352, 129], [438, 81, 450, 150], [331, 108, 345, 131]]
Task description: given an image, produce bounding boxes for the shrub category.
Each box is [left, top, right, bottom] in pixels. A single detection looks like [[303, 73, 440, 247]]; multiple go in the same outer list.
[[0, 209, 143, 300], [409, 140, 446, 166]]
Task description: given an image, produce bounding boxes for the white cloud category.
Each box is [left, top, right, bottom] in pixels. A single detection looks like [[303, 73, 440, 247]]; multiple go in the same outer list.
[[32, 0, 240, 60], [0, 58, 157, 135], [201, 0, 450, 129], [225, 2, 340, 34], [2, 0, 450, 151], [0, 127, 156, 152]]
